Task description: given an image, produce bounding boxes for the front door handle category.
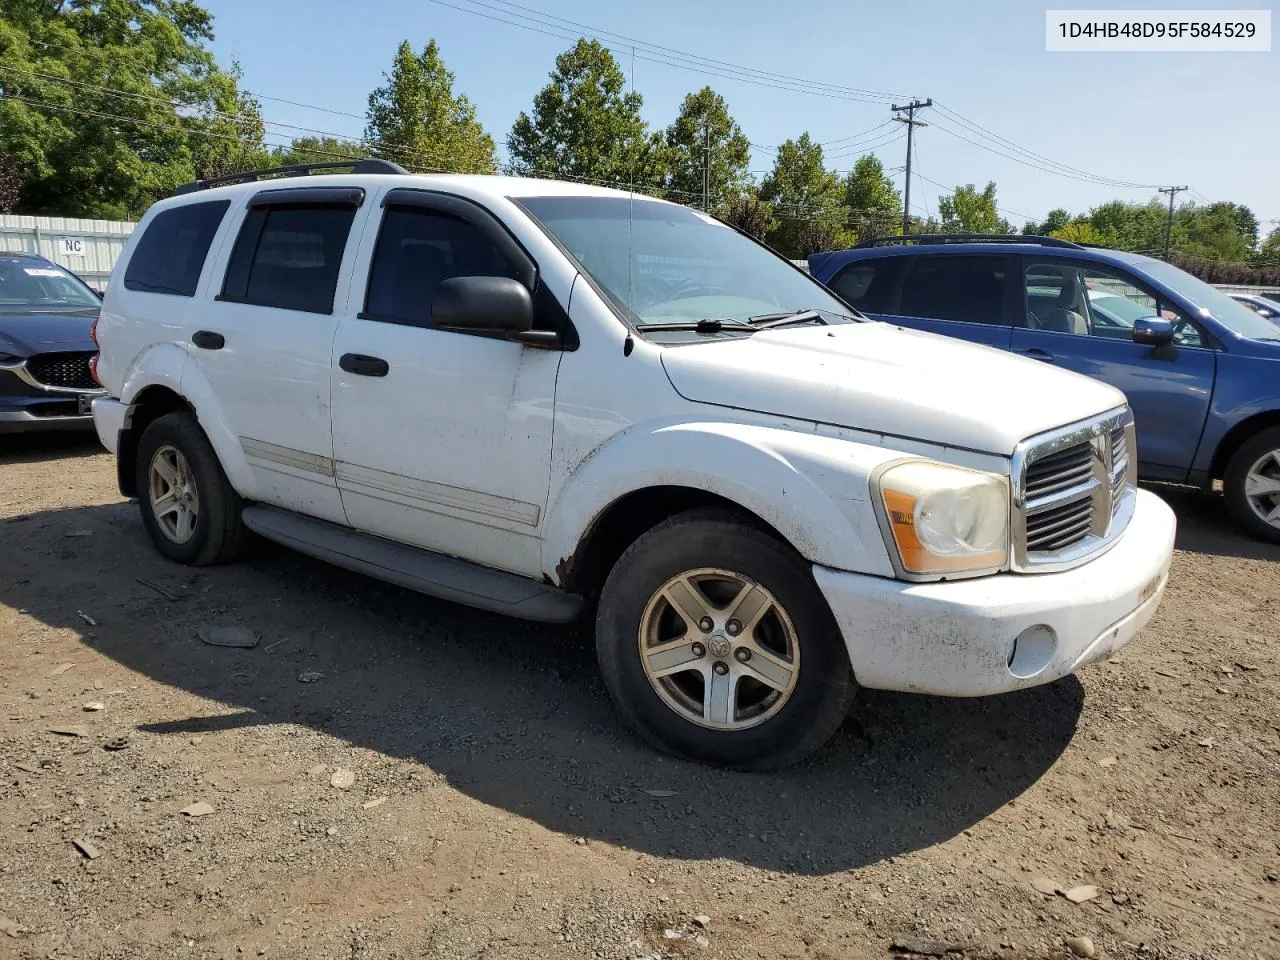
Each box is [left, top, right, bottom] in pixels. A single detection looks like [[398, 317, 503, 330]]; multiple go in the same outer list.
[[339, 353, 390, 377], [191, 330, 225, 350], [1020, 346, 1055, 362]]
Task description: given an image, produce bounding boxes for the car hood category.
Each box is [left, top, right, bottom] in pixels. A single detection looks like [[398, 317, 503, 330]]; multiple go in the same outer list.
[[659, 322, 1127, 456], [0, 308, 98, 355]]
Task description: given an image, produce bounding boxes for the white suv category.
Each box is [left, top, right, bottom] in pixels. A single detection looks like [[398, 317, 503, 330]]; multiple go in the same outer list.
[[91, 159, 1176, 769]]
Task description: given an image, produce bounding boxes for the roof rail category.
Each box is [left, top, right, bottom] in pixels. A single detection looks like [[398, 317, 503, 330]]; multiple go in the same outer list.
[[853, 233, 1084, 250], [174, 158, 409, 196]]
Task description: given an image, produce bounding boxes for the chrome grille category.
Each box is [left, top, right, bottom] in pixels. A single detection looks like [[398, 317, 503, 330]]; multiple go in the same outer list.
[[1024, 442, 1095, 553], [1110, 427, 1129, 514], [1012, 408, 1137, 572], [26, 352, 97, 390]]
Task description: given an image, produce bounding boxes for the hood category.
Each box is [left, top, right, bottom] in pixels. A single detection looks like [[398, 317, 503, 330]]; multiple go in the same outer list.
[[660, 322, 1127, 456], [0, 308, 98, 356]]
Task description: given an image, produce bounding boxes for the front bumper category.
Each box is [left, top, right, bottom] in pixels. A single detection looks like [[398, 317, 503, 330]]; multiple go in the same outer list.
[[0, 360, 100, 433], [813, 487, 1176, 697]]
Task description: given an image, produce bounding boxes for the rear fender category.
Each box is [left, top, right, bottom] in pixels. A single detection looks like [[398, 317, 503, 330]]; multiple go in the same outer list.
[[119, 344, 260, 499]]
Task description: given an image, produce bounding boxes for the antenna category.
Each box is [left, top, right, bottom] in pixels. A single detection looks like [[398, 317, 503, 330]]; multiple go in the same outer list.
[[625, 43, 636, 350]]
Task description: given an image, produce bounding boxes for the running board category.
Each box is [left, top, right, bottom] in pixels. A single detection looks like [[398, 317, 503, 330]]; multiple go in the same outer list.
[[241, 505, 583, 623]]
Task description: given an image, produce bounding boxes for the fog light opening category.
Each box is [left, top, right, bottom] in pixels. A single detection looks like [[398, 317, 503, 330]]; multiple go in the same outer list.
[[1008, 624, 1058, 679]]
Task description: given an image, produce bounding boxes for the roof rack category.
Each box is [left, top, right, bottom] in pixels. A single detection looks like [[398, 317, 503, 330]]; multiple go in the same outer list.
[[853, 233, 1084, 250], [174, 158, 409, 196]]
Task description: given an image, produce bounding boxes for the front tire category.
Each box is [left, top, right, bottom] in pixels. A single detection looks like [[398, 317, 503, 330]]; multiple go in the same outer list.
[[595, 510, 855, 770], [135, 411, 248, 565], [1223, 426, 1280, 544]]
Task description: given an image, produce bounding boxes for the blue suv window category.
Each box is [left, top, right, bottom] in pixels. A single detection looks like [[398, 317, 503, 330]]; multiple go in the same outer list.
[[827, 258, 902, 313], [1023, 260, 1203, 347], [899, 255, 1008, 325]]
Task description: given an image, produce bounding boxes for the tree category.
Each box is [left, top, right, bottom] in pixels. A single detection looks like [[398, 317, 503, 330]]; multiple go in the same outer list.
[[1258, 227, 1280, 267], [0, 152, 21, 213], [664, 86, 750, 211], [271, 136, 372, 167], [1176, 201, 1256, 261], [842, 154, 901, 241], [937, 181, 1002, 233], [1085, 199, 1172, 252], [507, 38, 667, 190], [758, 133, 850, 258], [0, 0, 267, 218], [1025, 207, 1071, 236], [1050, 220, 1103, 245], [720, 187, 776, 240], [365, 39, 496, 175]]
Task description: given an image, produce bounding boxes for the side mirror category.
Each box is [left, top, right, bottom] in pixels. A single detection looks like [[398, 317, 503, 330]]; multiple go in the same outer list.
[[433, 276, 533, 335], [1132, 316, 1174, 347]]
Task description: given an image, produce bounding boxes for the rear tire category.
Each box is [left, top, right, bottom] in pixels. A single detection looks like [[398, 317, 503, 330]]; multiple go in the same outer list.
[[135, 411, 249, 565], [595, 509, 855, 770], [1223, 426, 1280, 544]]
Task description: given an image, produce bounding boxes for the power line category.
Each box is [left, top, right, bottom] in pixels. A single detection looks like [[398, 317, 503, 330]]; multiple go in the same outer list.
[[930, 103, 1160, 190], [419, 0, 909, 104], [819, 119, 896, 148], [484, 0, 913, 99]]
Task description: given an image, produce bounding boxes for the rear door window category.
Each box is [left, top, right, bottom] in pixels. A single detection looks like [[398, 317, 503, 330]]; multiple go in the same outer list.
[[220, 205, 357, 314], [899, 255, 1009, 325], [124, 200, 230, 297], [826, 257, 902, 313]]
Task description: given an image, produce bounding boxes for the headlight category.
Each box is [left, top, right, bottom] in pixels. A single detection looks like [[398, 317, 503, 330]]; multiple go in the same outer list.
[[874, 460, 1010, 577]]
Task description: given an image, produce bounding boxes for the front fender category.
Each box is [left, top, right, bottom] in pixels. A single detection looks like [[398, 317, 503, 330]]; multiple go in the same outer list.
[[119, 344, 260, 500], [542, 420, 902, 584]]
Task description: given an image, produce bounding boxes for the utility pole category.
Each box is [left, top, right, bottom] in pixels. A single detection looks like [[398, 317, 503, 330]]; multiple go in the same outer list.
[[702, 121, 710, 211], [1159, 185, 1187, 261], [891, 98, 931, 237]]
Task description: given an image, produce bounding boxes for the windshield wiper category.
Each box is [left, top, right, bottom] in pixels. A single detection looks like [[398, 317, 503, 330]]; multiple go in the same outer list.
[[747, 309, 827, 329], [634, 317, 753, 333]]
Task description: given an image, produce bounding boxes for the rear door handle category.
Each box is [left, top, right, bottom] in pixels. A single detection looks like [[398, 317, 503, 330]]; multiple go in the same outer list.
[[191, 330, 225, 350], [1020, 347, 1055, 362], [339, 353, 389, 377]]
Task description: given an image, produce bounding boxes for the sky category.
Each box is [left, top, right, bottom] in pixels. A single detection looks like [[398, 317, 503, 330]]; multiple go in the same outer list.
[[206, 0, 1280, 236]]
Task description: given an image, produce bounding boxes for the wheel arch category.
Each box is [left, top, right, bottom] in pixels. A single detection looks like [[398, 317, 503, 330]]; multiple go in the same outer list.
[[543, 420, 898, 594], [560, 485, 791, 599], [1209, 409, 1280, 480], [117, 385, 193, 498]]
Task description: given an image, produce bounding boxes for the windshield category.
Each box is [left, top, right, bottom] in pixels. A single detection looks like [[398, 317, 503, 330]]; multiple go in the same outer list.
[[0, 258, 99, 308], [1138, 259, 1280, 341], [516, 196, 858, 331]]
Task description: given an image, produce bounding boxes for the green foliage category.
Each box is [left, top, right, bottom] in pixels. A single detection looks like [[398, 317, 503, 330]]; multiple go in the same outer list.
[[758, 133, 851, 258], [365, 39, 496, 174], [937, 181, 1002, 233], [1049, 220, 1103, 245], [1175, 201, 1255, 261], [1026, 207, 1070, 236], [0, 0, 266, 218], [1082, 199, 1172, 251], [719, 187, 776, 240], [842, 154, 901, 240], [1258, 228, 1280, 266], [507, 39, 667, 189], [0, 151, 20, 212], [664, 86, 750, 210], [270, 136, 372, 168]]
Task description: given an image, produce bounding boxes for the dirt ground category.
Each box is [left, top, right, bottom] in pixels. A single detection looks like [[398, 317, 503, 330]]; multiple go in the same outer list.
[[1, 433, 1277, 960]]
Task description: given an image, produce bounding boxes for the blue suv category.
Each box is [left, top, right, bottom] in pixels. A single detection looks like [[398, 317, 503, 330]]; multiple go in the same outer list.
[[808, 235, 1280, 543]]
